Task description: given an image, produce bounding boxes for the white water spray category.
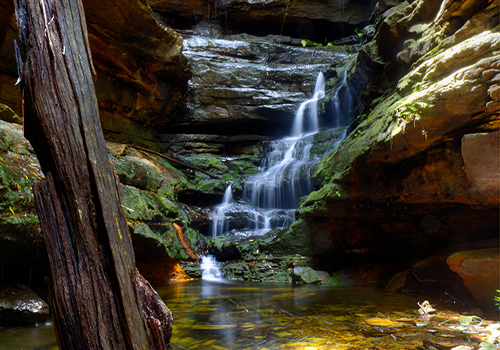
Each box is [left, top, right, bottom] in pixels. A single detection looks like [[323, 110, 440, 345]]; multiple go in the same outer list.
[[200, 255, 224, 281], [211, 185, 234, 237]]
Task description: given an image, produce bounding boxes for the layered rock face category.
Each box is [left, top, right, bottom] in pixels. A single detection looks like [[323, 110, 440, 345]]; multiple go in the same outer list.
[[293, 0, 499, 291], [149, 0, 377, 43], [0, 0, 191, 148], [164, 35, 345, 153]]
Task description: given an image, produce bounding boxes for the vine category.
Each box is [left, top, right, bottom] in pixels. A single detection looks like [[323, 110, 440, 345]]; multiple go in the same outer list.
[[279, 0, 296, 43]]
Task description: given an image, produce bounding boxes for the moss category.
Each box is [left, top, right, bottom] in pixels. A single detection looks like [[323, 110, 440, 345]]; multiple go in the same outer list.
[[197, 178, 226, 194], [130, 222, 188, 261], [183, 154, 225, 172]]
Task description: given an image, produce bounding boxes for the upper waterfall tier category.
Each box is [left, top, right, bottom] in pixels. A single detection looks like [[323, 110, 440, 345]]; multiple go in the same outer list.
[[166, 36, 348, 145]]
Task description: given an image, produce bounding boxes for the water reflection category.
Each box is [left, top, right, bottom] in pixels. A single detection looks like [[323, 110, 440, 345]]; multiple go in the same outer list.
[[1, 281, 495, 349], [0, 321, 56, 350]]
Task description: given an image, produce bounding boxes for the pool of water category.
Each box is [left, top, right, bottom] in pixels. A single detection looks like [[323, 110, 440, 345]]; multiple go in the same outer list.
[[0, 280, 496, 350]]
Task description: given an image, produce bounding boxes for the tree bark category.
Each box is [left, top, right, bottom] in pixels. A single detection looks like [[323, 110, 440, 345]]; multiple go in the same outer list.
[[13, 0, 172, 348]]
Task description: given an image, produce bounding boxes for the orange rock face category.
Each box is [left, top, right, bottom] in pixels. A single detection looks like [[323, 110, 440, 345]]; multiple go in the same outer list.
[[0, 0, 192, 147], [447, 248, 500, 309]]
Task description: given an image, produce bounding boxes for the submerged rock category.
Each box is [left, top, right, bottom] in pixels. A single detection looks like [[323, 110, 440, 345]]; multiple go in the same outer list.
[[0, 285, 49, 326]]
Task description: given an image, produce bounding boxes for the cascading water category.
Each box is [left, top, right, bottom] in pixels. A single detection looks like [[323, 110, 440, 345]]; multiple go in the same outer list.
[[210, 70, 351, 237], [200, 255, 224, 281], [331, 69, 353, 128], [211, 185, 234, 238]]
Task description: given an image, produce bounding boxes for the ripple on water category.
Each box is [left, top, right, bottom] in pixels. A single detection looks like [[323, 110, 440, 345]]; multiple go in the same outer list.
[[155, 281, 498, 350], [1, 281, 497, 349]]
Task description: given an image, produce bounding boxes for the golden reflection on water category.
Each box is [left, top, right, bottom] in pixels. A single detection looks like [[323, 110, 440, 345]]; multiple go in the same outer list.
[[0, 280, 496, 350], [155, 280, 490, 350]]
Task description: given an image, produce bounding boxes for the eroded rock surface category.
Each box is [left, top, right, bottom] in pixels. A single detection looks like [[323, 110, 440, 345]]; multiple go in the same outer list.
[[0, 0, 192, 147]]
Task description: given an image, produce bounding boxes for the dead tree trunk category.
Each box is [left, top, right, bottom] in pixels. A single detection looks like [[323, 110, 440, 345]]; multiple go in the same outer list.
[[13, 0, 172, 348]]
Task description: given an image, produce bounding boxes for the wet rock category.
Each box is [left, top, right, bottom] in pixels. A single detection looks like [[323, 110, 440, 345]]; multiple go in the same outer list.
[[220, 254, 313, 282], [291, 266, 330, 284], [294, 0, 499, 273], [167, 36, 345, 141], [447, 248, 500, 310], [0, 285, 49, 326]]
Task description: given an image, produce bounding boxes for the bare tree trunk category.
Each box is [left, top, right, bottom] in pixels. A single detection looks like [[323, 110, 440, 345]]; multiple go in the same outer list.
[[13, 0, 172, 348]]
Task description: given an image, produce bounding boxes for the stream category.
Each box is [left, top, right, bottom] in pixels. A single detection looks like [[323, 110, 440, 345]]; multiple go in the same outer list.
[[0, 280, 497, 350]]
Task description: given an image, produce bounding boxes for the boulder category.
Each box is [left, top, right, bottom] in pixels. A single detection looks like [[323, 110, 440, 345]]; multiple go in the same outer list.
[[385, 240, 499, 297], [461, 131, 500, 205], [447, 248, 500, 310], [291, 266, 330, 284], [0, 285, 49, 326]]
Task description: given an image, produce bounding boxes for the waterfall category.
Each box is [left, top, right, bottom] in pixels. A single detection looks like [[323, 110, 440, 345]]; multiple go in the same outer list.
[[291, 72, 325, 136], [331, 69, 353, 128], [200, 255, 224, 281], [210, 70, 351, 237], [211, 185, 234, 238]]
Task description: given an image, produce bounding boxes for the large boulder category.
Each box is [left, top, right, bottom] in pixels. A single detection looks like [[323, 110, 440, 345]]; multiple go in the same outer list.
[[447, 248, 500, 310]]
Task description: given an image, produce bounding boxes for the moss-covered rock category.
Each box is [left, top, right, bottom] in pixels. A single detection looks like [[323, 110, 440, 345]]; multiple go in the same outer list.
[[291, 0, 499, 291], [0, 122, 44, 277], [290, 266, 331, 284]]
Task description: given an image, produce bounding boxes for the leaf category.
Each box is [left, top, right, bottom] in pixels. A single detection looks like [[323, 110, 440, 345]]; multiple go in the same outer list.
[[365, 318, 395, 327], [9, 206, 15, 214]]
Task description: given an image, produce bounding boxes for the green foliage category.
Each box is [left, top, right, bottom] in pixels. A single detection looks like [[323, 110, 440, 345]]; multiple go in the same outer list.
[[459, 315, 483, 329], [301, 40, 322, 47], [479, 343, 497, 350], [394, 101, 429, 136], [355, 28, 363, 38], [495, 290, 500, 308]]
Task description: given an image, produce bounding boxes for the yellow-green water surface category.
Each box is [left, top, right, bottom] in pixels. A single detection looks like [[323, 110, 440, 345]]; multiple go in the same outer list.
[[1, 280, 498, 349]]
